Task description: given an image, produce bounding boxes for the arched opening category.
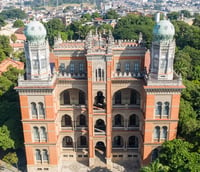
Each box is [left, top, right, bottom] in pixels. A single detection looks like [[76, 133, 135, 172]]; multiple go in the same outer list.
[[154, 126, 160, 142], [31, 102, 38, 119], [155, 102, 162, 116], [94, 119, 106, 133], [114, 114, 124, 127], [78, 114, 86, 127], [38, 102, 45, 118], [113, 136, 123, 148], [79, 90, 85, 105], [163, 102, 169, 117], [62, 136, 73, 148], [94, 91, 105, 108], [161, 126, 168, 140], [113, 88, 140, 105], [33, 127, 39, 142], [42, 149, 49, 163], [60, 90, 70, 105], [151, 148, 159, 161], [128, 136, 139, 148], [61, 115, 72, 127], [129, 114, 139, 127], [40, 127, 47, 142], [114, 91, 121, 104], [79, 136, 87, 147], [35, 149, 42, 163], [95, 141, 106, 164], [60, 89, 86, 105]]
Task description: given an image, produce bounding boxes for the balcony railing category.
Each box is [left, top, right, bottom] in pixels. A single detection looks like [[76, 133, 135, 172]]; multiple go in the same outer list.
[[58, 72, 87, 79], [112, 71, 144, 79]]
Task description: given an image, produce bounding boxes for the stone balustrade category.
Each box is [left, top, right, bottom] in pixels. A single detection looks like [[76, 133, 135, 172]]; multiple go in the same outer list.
[[112, 71, 143, 78]]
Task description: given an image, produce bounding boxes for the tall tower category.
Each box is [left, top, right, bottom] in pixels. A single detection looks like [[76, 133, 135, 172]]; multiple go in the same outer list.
[[24, 21, 51, 80], [150, 13, 175, 80], [142, 15, 184, 165]]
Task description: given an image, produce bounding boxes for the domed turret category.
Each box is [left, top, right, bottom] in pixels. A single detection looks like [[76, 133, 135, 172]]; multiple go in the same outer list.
[[153, 20, 175, 41], [24, 21, 47, 43]]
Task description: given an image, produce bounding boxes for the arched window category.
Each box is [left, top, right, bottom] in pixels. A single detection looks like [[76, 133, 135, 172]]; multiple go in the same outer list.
[[161, 126, 168, 140], [151, 148, 159, 161], [61, 115, 72, 127], [128, 136, 139, 148], [114, 114, 123, 127], [129, 114, 139, 127], [60, 90, 70, 105], [38, 102, 45, 118], [35, 149, 42, 162], [95, 119, 106, 132], [33, 127, 39, 141], [42, 149, 49, 162], [130, 90, 140, 105], [40, 127, 47, 142], [154, 126, 160, 141], [80, 136, 87, 146], [156, 102, 162, 116], [62, 136, 73, 147], [163, 102, 169, 117], [114, 91, 121, 104], [79, 91, 85, 105], [31, 102, 38, 118], [113, 136, 123, 147], [79, 114, 86, 126]]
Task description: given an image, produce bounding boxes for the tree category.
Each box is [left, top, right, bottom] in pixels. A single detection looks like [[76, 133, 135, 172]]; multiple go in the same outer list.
[[193, 15, 200, 27], [159, 139, 200, 172], [167, 12, 179, 20], [0, 16, 5, 28], [10, 34, 17, 43], [13, 19, 24, 28], [104, 9, 119, 19], [0, 9, 27, 19], [140, 160, 169, 172], [0, 35, 12, 57], [0, 125, 14, 150], [2, 152, 18, 165]]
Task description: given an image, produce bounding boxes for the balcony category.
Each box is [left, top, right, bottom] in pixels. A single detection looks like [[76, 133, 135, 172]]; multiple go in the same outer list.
[[112, 104, 140, 109]]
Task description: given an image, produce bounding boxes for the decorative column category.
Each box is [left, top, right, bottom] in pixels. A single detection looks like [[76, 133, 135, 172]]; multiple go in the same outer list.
[[87, 61, 94, 167], [106, 59, 112, 169]]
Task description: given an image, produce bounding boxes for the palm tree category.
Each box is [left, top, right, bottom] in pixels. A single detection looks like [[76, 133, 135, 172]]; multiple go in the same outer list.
[[140, 160, 169, 172]]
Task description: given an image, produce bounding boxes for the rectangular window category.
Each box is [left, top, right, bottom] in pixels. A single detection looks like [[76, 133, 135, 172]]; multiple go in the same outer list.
[[116, 63, 121, 72], [60, 63, 65, 71], [79, 63, 84, 73], [70, 64, 75, 73], [125, 63, 130, 72], [134, 62, 139, 72]]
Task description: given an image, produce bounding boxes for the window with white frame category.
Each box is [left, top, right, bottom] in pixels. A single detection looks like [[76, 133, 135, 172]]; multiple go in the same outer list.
[[79, 63, 84, 73], [134, 62, 139, 73], [35, 149, 49, 164], [31, 102, 38, 119], [38, 102, 45, 118], [125, 63, 130, 72], [155, 101, 170, 118], [70, 63, 75, 73], [153, 126, 168, 142], [31, 102, 46, 119], [116, 63, 121, 72], [32, 126, 47, 142]]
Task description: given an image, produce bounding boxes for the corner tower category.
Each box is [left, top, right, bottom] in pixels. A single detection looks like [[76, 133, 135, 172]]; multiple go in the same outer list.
[[150, 14, 175, 80], [24, 21, 51, 80]]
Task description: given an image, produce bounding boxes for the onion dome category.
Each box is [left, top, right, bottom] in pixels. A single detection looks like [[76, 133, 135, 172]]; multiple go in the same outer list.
[[153, 20, 175, 41], [24, 21, 46, 43]]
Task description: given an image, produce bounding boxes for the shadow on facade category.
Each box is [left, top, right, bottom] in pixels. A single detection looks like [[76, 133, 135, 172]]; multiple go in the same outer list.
[[88, 167, 112, 172]]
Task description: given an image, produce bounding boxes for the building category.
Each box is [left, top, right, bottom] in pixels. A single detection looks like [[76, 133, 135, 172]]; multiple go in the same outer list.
[[16, 15, 184, 172]]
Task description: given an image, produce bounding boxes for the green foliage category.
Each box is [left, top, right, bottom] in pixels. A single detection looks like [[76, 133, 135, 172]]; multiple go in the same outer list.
[[81, 13, 92, 22], [113, 14, 154, 47], [0, 35, 12, 57], [0, 125, 14, 150], [193, 15, 200, 27], [104, 9, 119, 19], [10, 34, 17, 43], [0, 16, 6, 28], [159, 139, 200, 172], [91, 12, 101, 19], [167, 12, 179, 20], [0, 9, 27, 19], [3, 152, 18, 165], [13, 19, 24, 28], [44, 18, 65, 46], [140, 160, 169, 172]]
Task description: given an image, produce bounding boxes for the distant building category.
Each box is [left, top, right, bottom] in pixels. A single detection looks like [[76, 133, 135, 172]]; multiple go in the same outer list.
[[16, 14, 184, 172], [0, 58, 24, 75]]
